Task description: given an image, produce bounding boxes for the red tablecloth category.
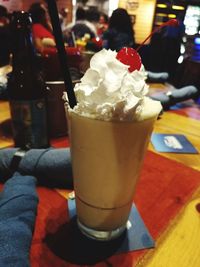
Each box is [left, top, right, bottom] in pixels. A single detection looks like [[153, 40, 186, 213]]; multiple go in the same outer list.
[[27, 149, 200, 266]]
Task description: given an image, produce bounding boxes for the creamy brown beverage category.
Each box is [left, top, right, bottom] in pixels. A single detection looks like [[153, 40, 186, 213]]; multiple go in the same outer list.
[[65, 49, 162, 240]]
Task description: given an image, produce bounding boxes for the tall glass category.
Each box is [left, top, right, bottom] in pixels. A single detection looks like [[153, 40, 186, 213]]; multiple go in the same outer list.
[[67, 110, 158, 241]]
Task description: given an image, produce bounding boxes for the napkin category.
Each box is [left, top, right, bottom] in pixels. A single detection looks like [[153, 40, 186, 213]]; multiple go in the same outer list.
[[147, 71, 169, 83], [0, 148, 73, 189], [150, 85, 199, 110], [0, 172, 38, 267]]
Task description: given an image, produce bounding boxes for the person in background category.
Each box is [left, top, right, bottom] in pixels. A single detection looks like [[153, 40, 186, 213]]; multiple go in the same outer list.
[[60, 7, 69, 32], [63, 6, 96, 42], [71, 7, 96, 39], [28, 2, 56, 54], [97, 12, 108, 37], [85, 8, 99, 37], [0, 5, 11, 100], [28, 3, 83, 81], [0, 5, 11, 67], [161, 15, 185, 83], [102, 8, 135, 51], [147, 31, 164, 72]]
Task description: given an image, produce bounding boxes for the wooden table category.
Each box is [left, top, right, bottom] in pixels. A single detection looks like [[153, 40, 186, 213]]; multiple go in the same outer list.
[[0, 100, 12, 148], [1, 84, 200, 266]]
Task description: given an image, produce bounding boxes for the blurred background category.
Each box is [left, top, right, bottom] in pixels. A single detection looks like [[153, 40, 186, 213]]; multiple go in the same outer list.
[[0, 0, 200, 143], [0, 0, 199, 87]]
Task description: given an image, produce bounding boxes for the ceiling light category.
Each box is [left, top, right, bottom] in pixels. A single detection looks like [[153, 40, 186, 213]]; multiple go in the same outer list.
[[172, 5, 185, 10], [157, 4, 167, 8], [168, 14, 176, 18]]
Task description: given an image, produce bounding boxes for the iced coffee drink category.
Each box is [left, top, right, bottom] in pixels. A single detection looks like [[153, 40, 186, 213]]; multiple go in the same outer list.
[[64, 49, 162, 240]]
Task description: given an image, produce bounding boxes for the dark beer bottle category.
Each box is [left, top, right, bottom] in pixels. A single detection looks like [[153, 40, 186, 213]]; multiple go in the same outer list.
[[7, 11, 49, 148]]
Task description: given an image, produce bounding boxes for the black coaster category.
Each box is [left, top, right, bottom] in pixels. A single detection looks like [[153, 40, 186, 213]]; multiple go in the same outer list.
[[68, 199, 155, 253], [45, 200, 154, 265]]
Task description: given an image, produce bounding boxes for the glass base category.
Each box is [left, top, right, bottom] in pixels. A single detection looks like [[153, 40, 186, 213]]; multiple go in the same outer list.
[[77, 219, 127, 241]]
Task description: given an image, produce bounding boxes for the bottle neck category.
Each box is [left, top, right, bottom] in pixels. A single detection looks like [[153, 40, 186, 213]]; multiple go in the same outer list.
[[12, 28, 36, 70], [8, 12, 46, 100]]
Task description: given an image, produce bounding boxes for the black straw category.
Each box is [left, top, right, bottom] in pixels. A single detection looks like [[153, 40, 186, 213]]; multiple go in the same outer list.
[[46, 0, 77, 108]]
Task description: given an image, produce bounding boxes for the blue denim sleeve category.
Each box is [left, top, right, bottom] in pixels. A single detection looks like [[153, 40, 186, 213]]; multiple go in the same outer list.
[[0, 172, 38, 267]]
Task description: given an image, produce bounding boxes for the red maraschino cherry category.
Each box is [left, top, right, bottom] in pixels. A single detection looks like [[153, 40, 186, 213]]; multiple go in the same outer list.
[[116, 19, 179, 73], [116, 47, 142, 72]]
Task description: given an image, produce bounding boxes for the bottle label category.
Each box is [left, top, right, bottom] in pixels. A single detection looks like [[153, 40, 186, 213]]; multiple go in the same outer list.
[[10, 99, 49, 148]]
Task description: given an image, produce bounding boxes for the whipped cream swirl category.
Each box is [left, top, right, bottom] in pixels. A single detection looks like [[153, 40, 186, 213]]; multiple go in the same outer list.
[[67, 49, 158, 121]]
